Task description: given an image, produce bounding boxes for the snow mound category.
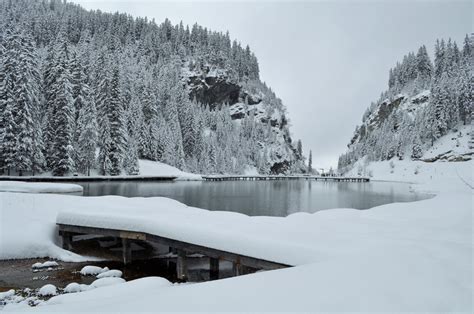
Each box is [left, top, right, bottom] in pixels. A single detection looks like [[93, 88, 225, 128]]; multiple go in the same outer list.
[[38, 284, 57, 297], [0, 289, 15, 301], [89, 277, 125, 289], [0, 181, 83, 194], [32, 261, 59, 269], [80, 266, 109, 276], [63, 283, 88, 294], [96, 269, 122, 279]]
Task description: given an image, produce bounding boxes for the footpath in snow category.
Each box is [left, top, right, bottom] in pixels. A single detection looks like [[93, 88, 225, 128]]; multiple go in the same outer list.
[[0, 160, 472, 311]]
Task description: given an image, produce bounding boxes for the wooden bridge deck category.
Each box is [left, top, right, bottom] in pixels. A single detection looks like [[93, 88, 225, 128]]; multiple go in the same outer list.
[[58, 223, 289, 282], [203, 175, 370, 182]]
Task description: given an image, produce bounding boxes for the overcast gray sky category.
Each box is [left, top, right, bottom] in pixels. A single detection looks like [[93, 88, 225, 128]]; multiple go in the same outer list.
[[74, 0, 471, 169]]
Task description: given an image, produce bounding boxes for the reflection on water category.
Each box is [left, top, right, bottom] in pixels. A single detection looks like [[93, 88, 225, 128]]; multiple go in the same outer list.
[[76, 180, 431, 217]]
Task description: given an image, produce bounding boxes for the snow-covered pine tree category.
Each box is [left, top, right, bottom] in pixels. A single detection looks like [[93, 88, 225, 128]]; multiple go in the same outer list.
[[13, 27, 43, 175], [0, 26, 17, 174], [107, 63, 126, 176], [415, 45, 432, 90], [0, 101, 16, 175], [434, 39, 446, 80], [76, 84, 97, 176], [411, 136, 423, 159], [50, 32, 75, 176], [308, 150, 313, 174]]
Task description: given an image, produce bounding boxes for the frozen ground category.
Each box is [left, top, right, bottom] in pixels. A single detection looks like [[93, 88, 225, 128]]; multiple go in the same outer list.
[[0, 159, 472, 311], [0, 181, 83, 194]]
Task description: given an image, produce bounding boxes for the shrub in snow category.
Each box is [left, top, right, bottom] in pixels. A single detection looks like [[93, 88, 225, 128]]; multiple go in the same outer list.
[[96, 269, 123, 279], [80, 266, 109, 276], [38, 284, 57, 296]]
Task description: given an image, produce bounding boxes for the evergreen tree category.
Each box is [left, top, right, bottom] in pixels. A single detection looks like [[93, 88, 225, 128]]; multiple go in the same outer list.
[[76, 96, 97, 176], [0, 101, 16, 175], [415, 45, 432, 89], [308, 150, 313, 174], [107, 63, 126, 175], [49, 31, 75, 176]]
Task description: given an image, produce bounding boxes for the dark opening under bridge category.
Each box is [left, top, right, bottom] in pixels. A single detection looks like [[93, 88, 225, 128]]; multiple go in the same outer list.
[[58, 223, 289, 282]]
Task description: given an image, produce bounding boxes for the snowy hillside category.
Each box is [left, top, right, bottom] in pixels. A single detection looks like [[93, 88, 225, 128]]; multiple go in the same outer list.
[[338, 35, 473, 172], [0, 0, 304, 178]]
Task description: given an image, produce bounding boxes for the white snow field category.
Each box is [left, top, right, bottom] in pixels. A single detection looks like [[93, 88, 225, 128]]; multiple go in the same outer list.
[[0, 181, 83, 194], [0, 161, 472, 312]]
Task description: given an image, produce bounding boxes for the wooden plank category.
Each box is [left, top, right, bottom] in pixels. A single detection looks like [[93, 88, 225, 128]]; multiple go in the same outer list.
[[58, 224, 289, 270], [120, 231, 146, 241]]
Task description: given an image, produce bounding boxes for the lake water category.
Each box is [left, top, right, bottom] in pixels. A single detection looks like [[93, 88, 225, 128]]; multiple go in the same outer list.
[[76, 180, 431, 217]]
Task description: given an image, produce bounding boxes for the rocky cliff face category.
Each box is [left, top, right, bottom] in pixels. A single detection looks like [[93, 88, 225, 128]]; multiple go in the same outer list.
[[183, 63, 302, 174]]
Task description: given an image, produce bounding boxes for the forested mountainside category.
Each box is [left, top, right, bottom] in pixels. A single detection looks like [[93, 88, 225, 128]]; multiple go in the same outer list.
[[0, 0, 304, 176], [338, 34, 473, 172]]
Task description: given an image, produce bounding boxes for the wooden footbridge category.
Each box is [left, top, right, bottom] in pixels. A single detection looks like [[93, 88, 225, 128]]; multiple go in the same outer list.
[[58, 224, 289, 282], [203, 175, 370, 182]]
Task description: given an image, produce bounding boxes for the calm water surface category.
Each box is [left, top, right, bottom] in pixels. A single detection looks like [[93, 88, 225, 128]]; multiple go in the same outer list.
[[76, 180, 431, 217]]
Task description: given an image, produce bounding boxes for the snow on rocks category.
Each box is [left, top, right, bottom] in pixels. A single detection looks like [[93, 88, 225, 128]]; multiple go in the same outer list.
[[89, 277, 126, 289], [96, 269, 123, 279], [80, 266, 109, 276], [37, 284, 57, 297], [63, 283, 89, 294], [0, 181, 83, 194], [32, 261, 59, 269]]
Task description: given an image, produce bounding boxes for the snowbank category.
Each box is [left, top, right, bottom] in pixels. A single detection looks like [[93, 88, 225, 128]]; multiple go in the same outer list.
[[0, 193, 99, 261], [0, 181, 83, 194], [1, 161, 472, 311], [137, 159, 201, 181]]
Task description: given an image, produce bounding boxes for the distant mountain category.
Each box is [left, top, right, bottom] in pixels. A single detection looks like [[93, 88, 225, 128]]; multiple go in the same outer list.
[[338, 34, 473, 173], [0, 0, 305, 176]]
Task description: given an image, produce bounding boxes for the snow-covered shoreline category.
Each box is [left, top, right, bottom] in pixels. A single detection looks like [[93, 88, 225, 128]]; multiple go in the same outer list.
[[0, 160, 203, 182], [1, 160, 472, 311], [0, 181, 83, 195]]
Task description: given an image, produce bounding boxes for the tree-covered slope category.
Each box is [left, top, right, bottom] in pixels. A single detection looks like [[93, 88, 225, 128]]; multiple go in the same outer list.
[[338, 35, 473, 173], [0, 0, 304, 176]]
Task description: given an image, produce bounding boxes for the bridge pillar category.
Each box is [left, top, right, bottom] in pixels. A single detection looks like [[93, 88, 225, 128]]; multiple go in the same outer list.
[[210, 257, 219, 280], [233, 261, 243, 276], [61, 232, 73, 250], [122, 238, 132, 265], [177, 249, 188, 282]]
